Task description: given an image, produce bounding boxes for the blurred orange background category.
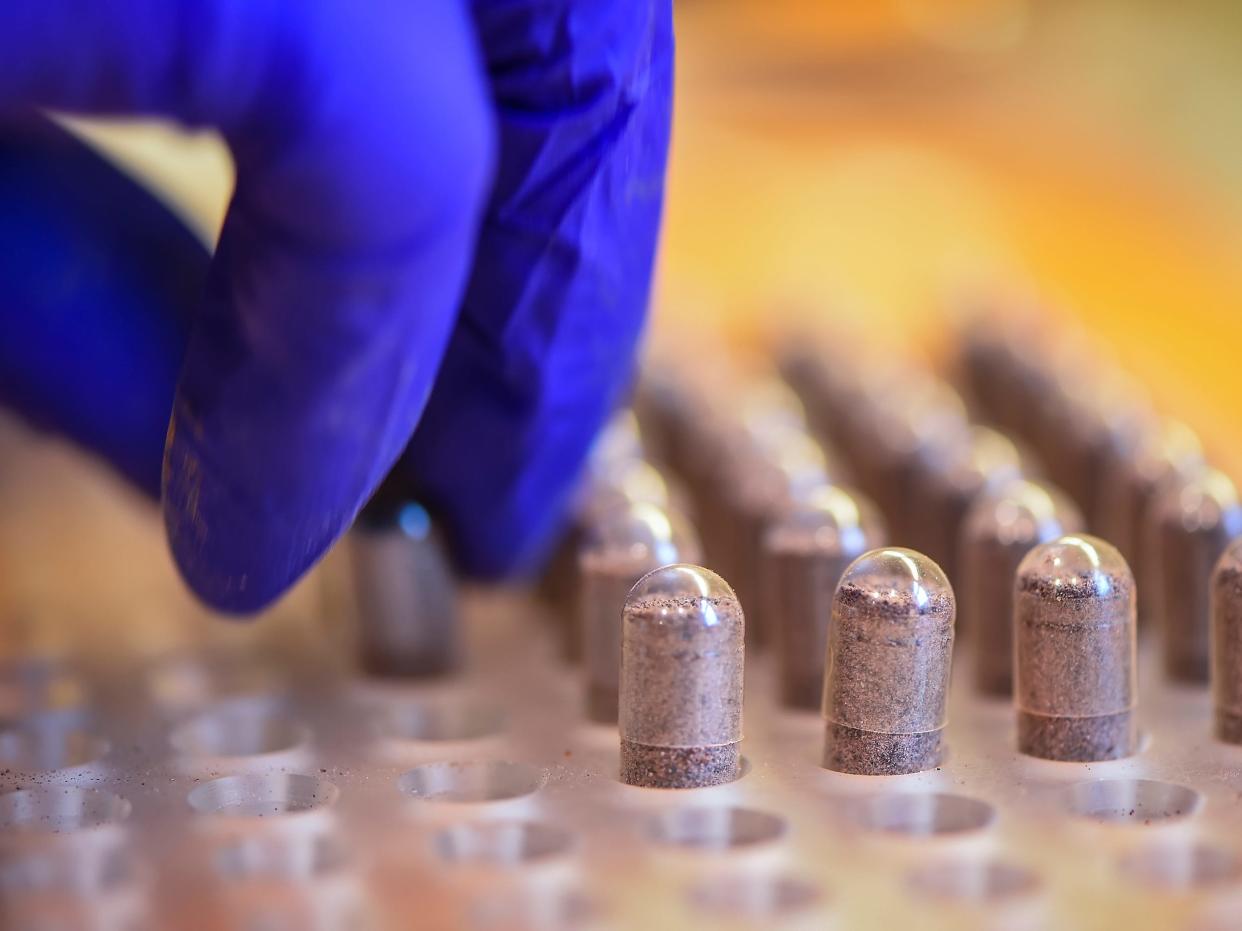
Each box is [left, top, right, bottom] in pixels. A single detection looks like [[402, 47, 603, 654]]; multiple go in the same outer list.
[[656, 0, 1242, 474], [67, 1, 1242, 481]]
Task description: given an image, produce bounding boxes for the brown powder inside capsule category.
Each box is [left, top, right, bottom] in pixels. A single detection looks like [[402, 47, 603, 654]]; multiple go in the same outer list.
[[619, 594, 744, 789], [1015, 572, 1135, 761], [822, 723, 944, 775], [619, 744, 740, 789], [822, 581, 954, 776], [1212, 558, 1242, 743]]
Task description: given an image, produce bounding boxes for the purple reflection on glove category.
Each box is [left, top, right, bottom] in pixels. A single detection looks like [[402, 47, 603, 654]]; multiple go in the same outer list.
[[0, 0, 672, 613]]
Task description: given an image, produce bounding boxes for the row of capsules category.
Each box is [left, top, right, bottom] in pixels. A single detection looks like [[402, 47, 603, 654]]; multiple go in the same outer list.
[[956, 300, 1242, 745], [540, 343, 853, 787], [549, 306, 1203, 789], [626, 339, 973, 778], [563, 325, 1123, 783], [775, 320, 1146, 765]]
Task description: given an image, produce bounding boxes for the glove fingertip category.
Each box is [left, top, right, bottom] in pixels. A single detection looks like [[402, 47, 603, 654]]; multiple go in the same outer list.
[[162, 424, 339, 615]]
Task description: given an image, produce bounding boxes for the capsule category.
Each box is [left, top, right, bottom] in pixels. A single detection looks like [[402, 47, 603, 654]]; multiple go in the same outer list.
[[1151, 468, 1242, 684], [1211, 538, 1242, 743], [619, 564, 744, 788], [960, 480, 1083, 697], [580, 503, 701, 724], [1096, 419, 1204, 633], [1015, 535, 1136, 761], [763, 485, 886, 710], [1052, 371, 1151, 521], [348, 500, 459, 678], [914, 425, 1026, 583], [866, 380, 969, 542], [718, 430, 834, 647], [821, 548, 955, 775], [543, 457, 680, 663]]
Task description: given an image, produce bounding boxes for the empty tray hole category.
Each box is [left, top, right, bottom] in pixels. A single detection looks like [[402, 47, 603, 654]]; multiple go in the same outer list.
[[0, 845, 138, 893], [0, 658, 86, 719], [214, 832, 349, 882], [0, 725, 108, 771], [434, 820, 573, 867], [171, 704, 308, 757], [689, 873, 823, 917], [398, 761, 543, 803], [473, 887, 599, 928], [0, 787, 130, 833], [1066, 779, 1202, 825], [1119, 843, 1242, 891], [187, 774, 338, 818], [146, 652, 281, 711], [907, 859, 1041, 903], [649, 807, 788, 851], [850, 793, 996, 837], [379, 699, 504, 742]]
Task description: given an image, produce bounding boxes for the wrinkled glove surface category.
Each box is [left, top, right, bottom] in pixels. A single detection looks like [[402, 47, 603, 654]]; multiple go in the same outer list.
[[0, 0, 673, 613]]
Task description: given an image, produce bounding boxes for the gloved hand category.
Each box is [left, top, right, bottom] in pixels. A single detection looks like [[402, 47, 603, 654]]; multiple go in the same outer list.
[[0, 0, 673, 613]]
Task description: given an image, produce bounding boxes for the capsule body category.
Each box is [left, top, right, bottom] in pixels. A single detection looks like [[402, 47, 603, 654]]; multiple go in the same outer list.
[[1095, 419, 1203, 634], [1211, 539, 1242, 742], [1152, 469, 1242, 683], [821, 548, 955, 775], [763, 486, 885, 710], [722, 432, 832, 648], [549, 455, 679, 662], [579, 504, 700, 723], [619, 565, 745, 788], [916, 426, 1025, 584], [960, 480, 1083, 697], [867, 382, 969, 543], [1015, 535, 1136, 761], [348, 502, 459, 679]]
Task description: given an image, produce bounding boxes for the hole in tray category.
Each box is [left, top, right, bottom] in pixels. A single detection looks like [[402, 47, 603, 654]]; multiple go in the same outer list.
[[398, 761, 543, 803]]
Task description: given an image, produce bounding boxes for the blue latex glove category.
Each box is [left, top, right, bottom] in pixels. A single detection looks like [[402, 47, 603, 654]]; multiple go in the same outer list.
[[0, 0, 672, 613]]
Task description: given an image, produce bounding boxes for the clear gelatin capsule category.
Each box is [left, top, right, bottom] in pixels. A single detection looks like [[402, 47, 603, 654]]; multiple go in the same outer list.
[[1211, 537, 1242, 743], [1095, 418, 1203, 632], [719, 430, 835, 646], [1053, 370, 1151, 522], [619, 565, 745, 789], [960, 480, 1083, 697], [348, 500, 460, 679], [915, 425, 1026, 583], [579, 503, 701, 724], [544, 456, 681, 663], [1015, 535, 1136, 761], [821, 548, 955, 775], [763, 485, 886, 710], [1151, 468, 1242, 683], [866, 379, 970, 543]]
